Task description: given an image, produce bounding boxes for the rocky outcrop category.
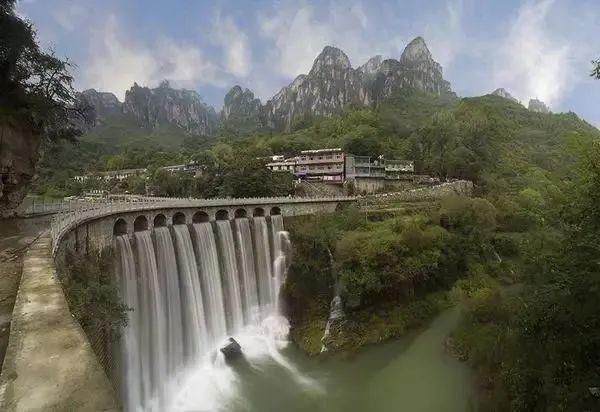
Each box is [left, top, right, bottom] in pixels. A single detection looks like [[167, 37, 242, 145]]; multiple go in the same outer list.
[[222, 85, 261, 121], [0, 124, 42, 218], [123, 81, 218, 135], [491, 88, 520, 104], [220, 337, 243, 361], [78, 89, 122, 123], [357, 55, 384, 79], [264, 46, 367, 130], [395, 36, 451, 95], [528, 98, 550, 114], [263, 37, 453, 131]]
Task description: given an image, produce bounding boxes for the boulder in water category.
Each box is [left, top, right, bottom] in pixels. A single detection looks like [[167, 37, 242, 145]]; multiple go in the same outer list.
[[220, 337, 243, 361]]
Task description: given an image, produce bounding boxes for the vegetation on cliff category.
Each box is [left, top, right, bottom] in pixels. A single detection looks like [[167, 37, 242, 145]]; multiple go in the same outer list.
[[283, 195, 499, 355], [0, 0, 89, 213]]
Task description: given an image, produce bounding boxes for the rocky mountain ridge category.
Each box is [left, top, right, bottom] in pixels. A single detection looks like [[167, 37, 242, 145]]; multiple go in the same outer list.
[[490, 88, 551, 113], [80, 37, 552, 136], [81, 36, 455, 134]]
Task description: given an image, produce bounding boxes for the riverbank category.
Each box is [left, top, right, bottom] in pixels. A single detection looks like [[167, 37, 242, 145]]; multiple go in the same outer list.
[[289, 290, 452, 356]]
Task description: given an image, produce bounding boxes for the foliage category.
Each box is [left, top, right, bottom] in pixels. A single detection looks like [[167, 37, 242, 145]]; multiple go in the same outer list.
[[453, 139, 600, 411], [63, 250, 129, 338], [0, 0, 88, 140], [592, 59, 600, 79]]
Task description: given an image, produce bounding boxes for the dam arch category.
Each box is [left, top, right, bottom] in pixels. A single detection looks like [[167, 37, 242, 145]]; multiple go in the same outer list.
[[215, 209, 229, 220], [134, 216, 148, 232], [193, 211, 210, 223], [153, 214, 167, 227], [113, 218, 128, 235], [173, 212, 186, 225]]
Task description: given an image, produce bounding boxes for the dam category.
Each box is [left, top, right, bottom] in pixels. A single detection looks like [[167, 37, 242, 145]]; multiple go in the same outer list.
[[114, 213, 291, 410]]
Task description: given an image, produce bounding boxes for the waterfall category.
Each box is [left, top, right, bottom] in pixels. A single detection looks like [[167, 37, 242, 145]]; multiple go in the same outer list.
[[216, 221, 244, 333], [253, 216, 273, 310], [112, 214, 308, 411], [154, 227, 184, 377], [172, 224, 208, 359], [114, 235, 142, 412], [320, 248, 345, 353], [270, 214, 291, 313], [193, 223, 227, 346], [134, 230, 168, 408], [235, 218, 259, 324]]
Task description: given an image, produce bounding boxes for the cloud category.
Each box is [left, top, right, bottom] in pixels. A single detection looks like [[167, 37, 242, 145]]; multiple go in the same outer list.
[[492, 0, 573, 108], [258, 1, 396, 80], [423, 0, 465, 68], [51, 2, 86, 32], [213, 13, 252, 78], [82, 15, 224, 100]]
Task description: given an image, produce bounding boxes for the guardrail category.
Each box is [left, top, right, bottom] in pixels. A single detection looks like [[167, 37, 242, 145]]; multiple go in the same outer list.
[[49, 195, 356, 256]]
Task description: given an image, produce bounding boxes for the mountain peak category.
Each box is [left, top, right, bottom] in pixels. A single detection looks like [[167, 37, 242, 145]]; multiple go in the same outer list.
[[222, 85, 261, 121], [310, 46, 352, 74], [400, 36, 433, 64], [358, 55, 384, 77], [492, 88, 519, 104], [528, 98, 550, 113]]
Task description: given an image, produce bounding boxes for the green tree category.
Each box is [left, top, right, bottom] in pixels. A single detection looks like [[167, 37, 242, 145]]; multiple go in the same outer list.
[[1, 0, 88, 139], [592, 59, 600, 79]]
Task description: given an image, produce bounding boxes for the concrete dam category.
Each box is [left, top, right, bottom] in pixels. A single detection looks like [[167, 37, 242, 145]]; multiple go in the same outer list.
[[0, 195, 355, 411], [114, 213, 291, 410]]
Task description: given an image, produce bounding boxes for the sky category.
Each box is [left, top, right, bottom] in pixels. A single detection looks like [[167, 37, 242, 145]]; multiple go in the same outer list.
[[17, 0, 600, 126]]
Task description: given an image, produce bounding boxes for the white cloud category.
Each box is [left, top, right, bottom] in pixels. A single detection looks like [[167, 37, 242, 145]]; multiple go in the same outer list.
[[257, 1, 398, 83], [350, 2, 368, 30], [492, 0, 573, 108], [213, 13, 252, 77], [51, 2, 86, 32], [423, 0, 465, 68], [82, 15, 224, 100]]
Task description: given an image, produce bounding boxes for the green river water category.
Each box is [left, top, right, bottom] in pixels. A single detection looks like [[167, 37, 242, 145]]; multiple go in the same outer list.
[[227, 308, 477, 412]]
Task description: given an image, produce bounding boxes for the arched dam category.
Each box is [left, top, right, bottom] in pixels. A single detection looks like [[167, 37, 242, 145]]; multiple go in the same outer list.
[[0, 196, 355, 411]]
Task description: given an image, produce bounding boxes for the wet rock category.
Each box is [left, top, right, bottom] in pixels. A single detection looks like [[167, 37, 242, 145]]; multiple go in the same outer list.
[[220, 337, 243, 361]]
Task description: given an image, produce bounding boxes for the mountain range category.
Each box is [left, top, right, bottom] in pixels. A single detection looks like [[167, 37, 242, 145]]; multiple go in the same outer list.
[[78, 36, 550, 137]]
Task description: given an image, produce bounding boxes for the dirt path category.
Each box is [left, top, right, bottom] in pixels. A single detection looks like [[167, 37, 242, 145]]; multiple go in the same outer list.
[[0, 217, 50, 367]]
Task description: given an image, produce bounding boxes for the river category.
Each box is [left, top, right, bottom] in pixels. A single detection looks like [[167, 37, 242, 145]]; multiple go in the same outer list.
[[173, 307, 477, 412]]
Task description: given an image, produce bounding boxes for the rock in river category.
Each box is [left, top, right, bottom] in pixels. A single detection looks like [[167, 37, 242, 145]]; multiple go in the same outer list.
[[220, 337, 243, 361]]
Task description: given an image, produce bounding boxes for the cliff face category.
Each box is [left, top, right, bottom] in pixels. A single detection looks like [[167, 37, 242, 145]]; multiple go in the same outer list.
[[528, 98, 550, 113], [0, 124, 42, 217], [123, 81, 218, 135], [491, 88, 519, 104], [222, 85, 261, 121], [262, 37, 453, 130], [264, 46, 368, 130]]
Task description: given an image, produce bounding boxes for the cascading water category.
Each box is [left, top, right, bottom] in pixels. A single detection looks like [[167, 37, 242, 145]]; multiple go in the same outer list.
[[253, 216, 273, 310], [172, 224, 208, 359], [216, 220, 244, 332], [134, 230, 168, 409], [270, 214, 291, 313], [235, 218, 259, 324], [154, 227, 184, 377], [193, 222, 228, 346], [113, 215, 313, 411], [113, 236, 142, 412]]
